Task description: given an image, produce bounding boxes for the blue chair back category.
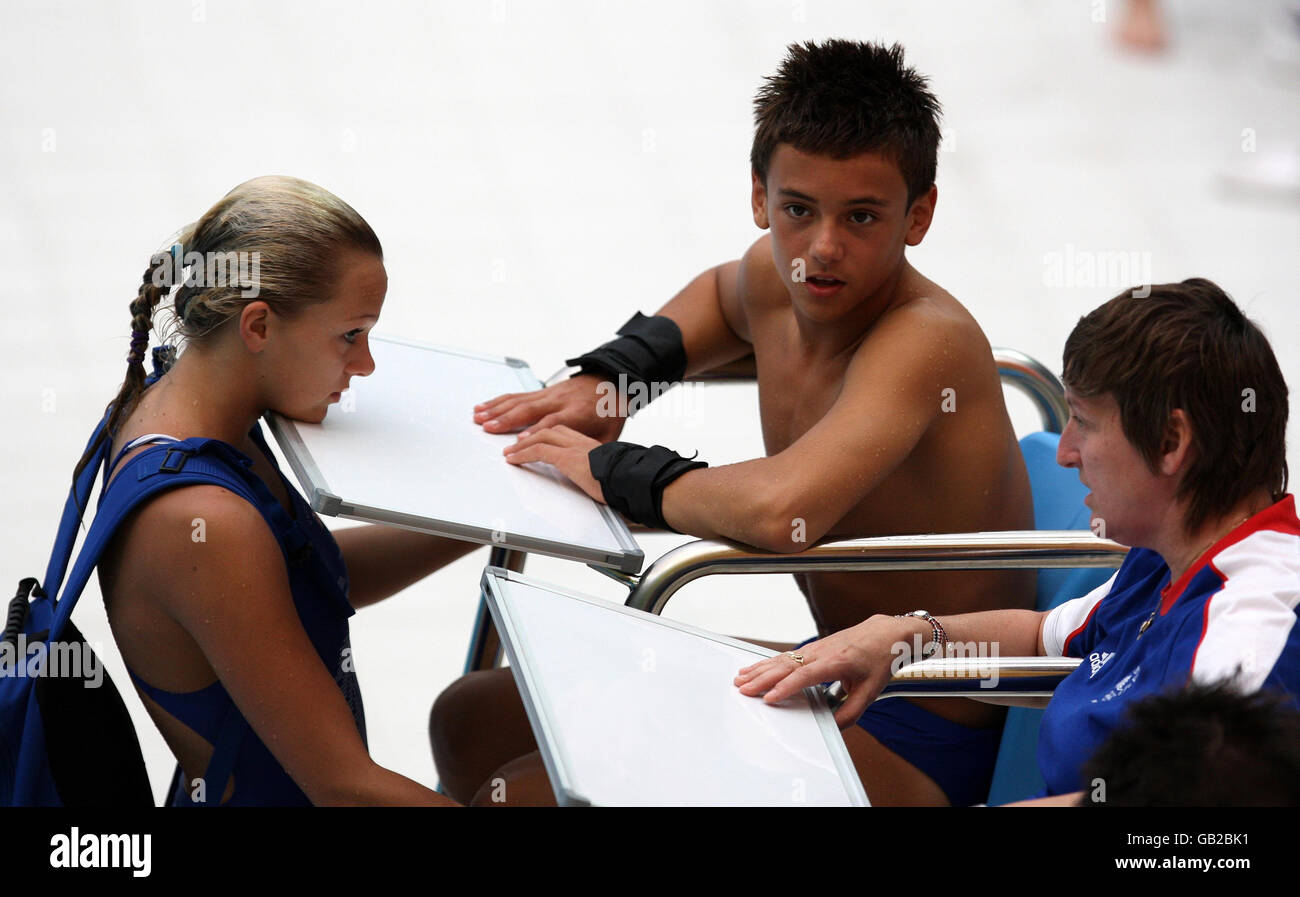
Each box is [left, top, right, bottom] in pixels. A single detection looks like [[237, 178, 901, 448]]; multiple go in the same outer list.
[[984, 432, 1113, 805]]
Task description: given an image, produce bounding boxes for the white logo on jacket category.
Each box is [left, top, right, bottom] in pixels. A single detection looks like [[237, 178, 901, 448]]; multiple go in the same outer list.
[[1088, 651, 1114, 678], [1095, 665, 1142, 703]]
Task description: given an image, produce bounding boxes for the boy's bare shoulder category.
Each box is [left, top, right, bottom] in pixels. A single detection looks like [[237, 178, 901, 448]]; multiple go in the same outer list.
[[733, 234, 790, 314], [711, 234, 787, 345], [884, 272, 989, 346], [855, 274, 994, 382]]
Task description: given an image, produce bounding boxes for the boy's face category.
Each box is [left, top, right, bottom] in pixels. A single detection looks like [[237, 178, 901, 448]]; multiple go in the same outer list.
[[751, 144, 935, 322]]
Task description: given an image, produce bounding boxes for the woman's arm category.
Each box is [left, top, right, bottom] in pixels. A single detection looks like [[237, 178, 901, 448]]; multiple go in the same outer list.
[[143, 487, 458, 805], [1003, 791, 1085, 806], [735, 608, 1051, 727], [332, 523, 483, 609]]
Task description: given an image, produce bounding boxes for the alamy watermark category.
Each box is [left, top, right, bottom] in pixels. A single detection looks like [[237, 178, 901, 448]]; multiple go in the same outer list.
[[0, 635, 103, 687], [889, 634, 1002, 688], [1043, 243, 1152, 298], [150, 249, 261, 299], [594, 373, 704, 424], [49, 827, 151, 877]]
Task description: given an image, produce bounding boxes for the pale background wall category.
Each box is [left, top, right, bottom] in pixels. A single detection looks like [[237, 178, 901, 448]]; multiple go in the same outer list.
[[2, 0, 1296, 799]]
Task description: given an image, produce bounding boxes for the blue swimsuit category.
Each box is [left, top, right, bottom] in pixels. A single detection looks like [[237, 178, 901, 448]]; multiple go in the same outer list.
[[102, 420, 365, 806]]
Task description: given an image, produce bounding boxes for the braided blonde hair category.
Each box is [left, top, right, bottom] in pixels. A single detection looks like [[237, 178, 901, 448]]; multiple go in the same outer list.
[[72, 175, 382, 513]]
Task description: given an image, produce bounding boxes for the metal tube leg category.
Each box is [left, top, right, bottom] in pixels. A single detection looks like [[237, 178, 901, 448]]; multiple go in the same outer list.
[[462, 547, 528, 674]]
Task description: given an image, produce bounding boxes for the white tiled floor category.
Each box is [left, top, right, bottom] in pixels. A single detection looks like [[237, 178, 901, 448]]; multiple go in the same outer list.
[[2, 0, 1296, 800]]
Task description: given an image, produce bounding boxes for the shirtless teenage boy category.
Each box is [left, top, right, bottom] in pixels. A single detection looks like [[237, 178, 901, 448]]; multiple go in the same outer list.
[[434, 40, 1035, 806]]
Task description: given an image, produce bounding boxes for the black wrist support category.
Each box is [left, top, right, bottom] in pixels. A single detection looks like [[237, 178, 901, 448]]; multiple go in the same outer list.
[[588, 442, 707, 532], [565, 312, 688, 386]]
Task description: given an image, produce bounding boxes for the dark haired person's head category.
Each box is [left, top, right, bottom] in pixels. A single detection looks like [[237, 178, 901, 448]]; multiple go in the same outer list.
[[750, 40, 941, 205], [72, 175, 386, 510], [1080, 680, 1300, 806], [1059, 278, 1288, 541], [748, 41, 943, 326]]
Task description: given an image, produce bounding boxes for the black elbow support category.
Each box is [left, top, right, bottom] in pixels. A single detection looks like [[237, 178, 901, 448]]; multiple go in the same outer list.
[[565, 312, 688, 387], [588, 442, 707, 532]]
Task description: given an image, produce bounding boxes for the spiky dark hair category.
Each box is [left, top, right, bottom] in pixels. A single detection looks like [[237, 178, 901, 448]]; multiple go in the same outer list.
[[750, 40, 942, 204]]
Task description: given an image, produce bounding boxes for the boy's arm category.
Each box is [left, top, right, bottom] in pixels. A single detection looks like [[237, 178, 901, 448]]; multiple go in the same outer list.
[[655, 251, 755, 378], [658, 301, 959, 551], [474, 249, 757, 437], [506, 298, 965, 552]]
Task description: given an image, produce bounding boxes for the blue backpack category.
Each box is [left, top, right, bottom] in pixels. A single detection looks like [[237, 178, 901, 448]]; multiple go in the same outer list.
[[2, 411, 253, 806]]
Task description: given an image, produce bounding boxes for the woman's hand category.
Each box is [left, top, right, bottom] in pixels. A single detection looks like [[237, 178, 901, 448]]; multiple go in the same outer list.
[[734, 615, 924, 728], [474, 373, 628, 443], [503, 424, 605, 503]]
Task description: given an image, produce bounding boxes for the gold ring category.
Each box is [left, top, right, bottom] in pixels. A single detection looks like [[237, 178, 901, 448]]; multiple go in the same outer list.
[[786, 652, 806, 665]]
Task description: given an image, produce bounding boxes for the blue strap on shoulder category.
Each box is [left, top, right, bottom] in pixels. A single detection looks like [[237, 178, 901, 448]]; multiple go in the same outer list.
[[39, 417, 258, 806]]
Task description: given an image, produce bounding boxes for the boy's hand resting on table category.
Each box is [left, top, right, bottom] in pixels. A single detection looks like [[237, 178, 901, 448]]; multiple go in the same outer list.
[[473, 373, 628, 444], [503, 424, 605, 504], [734, 615, 925, 728]]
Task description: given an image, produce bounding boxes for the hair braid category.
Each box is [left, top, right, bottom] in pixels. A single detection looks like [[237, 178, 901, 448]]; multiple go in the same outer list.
[[69, 255, 171, 519]]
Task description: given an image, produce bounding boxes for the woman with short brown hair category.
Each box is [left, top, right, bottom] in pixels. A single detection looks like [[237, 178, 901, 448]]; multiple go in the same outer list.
[[737, 278, 1298, 805]]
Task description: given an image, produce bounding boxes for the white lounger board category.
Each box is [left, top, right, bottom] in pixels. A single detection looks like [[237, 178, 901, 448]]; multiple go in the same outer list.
[[482, 566, 870, 807], [265, 334, 643, 573]]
